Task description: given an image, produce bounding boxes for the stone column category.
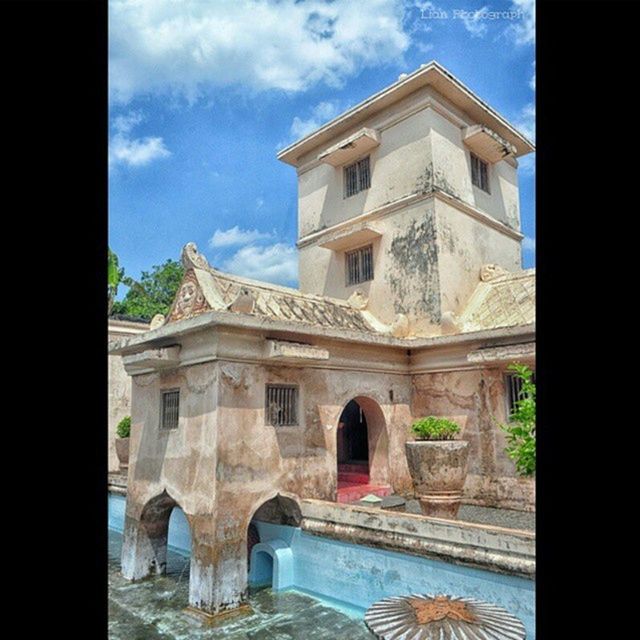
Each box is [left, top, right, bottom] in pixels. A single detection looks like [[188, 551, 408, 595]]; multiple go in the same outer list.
[[187, 512, 249, 616], [121, 492, 177, 580], [121, 513, 169, 580]]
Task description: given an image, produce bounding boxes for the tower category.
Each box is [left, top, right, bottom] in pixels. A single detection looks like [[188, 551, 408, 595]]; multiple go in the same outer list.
[[278, 62, 534, 336]]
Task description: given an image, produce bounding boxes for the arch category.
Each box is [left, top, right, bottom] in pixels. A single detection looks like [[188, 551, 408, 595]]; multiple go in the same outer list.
[[248, 540, 294, 590], [336, 395, 390, 496], [248, 492, 302, 528], [244, 492, 301, 592], [123, 489, 193, 581]]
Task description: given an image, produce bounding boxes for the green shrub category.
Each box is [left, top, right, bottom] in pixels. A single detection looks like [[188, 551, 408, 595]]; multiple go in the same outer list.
[[116, 416, 131, 439], [499, 363, 536, 476], [411, 416, 460, 441]]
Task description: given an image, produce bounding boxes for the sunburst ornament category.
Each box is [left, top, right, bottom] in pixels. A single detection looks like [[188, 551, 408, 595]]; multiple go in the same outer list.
[[364, 594, 526, 639]]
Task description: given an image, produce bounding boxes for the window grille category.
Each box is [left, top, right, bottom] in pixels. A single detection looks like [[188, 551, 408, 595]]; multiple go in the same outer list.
[[505, 372, 535, 418], [471, 153, 490, 192], [344, 156, 371, 197], [265, 385, 298, 426], [345, 244, 374, 286], [161, 389, 180, 430]]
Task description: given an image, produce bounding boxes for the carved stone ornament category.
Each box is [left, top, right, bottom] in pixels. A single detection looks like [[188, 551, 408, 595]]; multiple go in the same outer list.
[[181, 242, 211, 271], [365, 594, 526, 640], [479, 264, 509, 282], [229, 288, 255, 314], [441, 311, 459, 335], [167, 270, 211, 323], [149, 314, 165, 330], [391, 313, 410, 338], [348, 290, 369, 310]]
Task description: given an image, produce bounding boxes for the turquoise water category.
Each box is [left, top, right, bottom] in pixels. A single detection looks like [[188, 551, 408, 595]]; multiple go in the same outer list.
[[108, 493, 535, 638]]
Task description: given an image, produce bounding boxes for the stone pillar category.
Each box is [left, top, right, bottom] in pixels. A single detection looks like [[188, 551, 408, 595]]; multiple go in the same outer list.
[[121, 492, 176, 581], [187, 513, 249, 616], [121, 513, 169, 580]]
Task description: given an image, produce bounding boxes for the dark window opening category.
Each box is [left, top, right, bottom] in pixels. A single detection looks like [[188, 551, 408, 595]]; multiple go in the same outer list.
[[161, 389, 180, 430], [344, 156, 371, 197], [265, 385, 298, 426], [345, 244, 374, 286], [505, 371, 535, 417], [471, 152, 490, 193]]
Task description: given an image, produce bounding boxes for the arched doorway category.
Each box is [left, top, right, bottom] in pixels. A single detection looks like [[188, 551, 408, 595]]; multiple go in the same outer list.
[[336, 397, 391, 503], [247, 494, 300, 591]]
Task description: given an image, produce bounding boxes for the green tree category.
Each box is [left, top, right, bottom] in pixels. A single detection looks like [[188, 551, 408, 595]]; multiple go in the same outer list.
[[499, 363, 536, 476], [111, 259, 184, 320], [108, 247, 124, 316]]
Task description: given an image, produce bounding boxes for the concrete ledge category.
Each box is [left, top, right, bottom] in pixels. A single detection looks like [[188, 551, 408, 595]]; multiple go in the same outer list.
[[300, 499, 535, 579]]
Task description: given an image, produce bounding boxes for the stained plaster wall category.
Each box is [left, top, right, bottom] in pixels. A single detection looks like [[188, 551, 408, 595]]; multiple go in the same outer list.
[[435, 198, 521, 317], [108, 320, 149, 472], [298, 198, 441, 333], [296, 90, 523, 335], [411, 368, 534, 511]]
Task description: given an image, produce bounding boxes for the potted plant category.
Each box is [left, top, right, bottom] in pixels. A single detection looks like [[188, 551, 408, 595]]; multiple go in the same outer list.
[[405, 416, 469, 519], [115, 416, 131, 471]]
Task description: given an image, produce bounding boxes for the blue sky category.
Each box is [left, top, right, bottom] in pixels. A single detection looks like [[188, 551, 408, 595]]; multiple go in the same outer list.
[[109, 0, 535, 293]]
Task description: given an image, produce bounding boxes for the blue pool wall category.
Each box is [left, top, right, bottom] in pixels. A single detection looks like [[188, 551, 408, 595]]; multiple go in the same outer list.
[[108, 493, 534, 638]]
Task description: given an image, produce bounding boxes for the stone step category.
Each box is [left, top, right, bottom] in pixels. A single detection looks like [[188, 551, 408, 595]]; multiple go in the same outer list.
[[337, 482, 392, 504], [337, 471, 370, 484]]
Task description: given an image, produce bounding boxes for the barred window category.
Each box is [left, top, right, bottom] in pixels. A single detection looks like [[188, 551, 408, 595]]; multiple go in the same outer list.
[[344, 156, 371, 198], [471, 153, 490, 193], [345, 244, 374, 286], [265, 385, 298, 426], [161, 389, 180, 430], [505, 372, 535, 418]]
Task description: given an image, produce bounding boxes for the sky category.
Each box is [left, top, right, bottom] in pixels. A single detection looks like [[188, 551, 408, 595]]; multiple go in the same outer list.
[[109, 0, 535, 294]]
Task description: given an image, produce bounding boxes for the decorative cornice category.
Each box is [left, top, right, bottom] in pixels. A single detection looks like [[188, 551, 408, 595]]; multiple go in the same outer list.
[[297, 189, 522, 250]]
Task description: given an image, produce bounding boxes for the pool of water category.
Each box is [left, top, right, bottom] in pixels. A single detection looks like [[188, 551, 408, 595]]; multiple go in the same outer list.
[[109, 494, 535, 638]]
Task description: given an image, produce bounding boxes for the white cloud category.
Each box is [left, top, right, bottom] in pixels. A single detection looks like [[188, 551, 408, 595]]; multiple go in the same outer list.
[[109, 0, 411, 104], [507, 0, 535, 45], [515, 102, 535, 143], [290, 100, 344, 140], [222, 243, 298, 286], [209, 226, 274, 248], [461, 7, 489, 38], [108, 110, 171, 168], [529, 60, 536, 91], [522, 236, 536, 252]]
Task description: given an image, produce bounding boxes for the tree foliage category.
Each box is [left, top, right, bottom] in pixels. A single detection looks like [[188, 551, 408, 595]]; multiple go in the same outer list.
[[111, 259, 184, 321], [499, 363, 536, 476]]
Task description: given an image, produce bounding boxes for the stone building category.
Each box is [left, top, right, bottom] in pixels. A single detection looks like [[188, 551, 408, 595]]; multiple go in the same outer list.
[[108, 316, 149, 472], [110, 61, 535, 617]]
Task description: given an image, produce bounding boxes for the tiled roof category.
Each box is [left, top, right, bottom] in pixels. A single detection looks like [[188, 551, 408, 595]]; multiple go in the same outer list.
[[458, 269, 535, 332], [165, 243, 374, 334]]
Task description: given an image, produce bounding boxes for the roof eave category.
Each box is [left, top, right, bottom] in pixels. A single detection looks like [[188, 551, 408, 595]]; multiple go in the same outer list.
[[277, 61, 535, 166]]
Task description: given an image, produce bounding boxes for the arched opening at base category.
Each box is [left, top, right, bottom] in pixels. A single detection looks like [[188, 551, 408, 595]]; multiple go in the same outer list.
[[336, 396, 391, 503], [126, 490, 192, 594], [247, 494, 300, 591], [250, 550, 274, 588]]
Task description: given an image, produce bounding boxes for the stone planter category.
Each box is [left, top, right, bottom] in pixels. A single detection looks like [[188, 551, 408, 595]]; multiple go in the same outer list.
[[115, 437, 130, 471], [405, 440, 469, 519]]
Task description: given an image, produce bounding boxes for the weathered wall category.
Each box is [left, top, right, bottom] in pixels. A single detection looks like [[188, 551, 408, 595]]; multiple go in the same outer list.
[[297, 99, 434, 237], [108, 319, 149, 472], [411, 368, 534, 511], [215, 360, 415, 508], [296, 89, 523, 336], [298, 199, 442, 333], [435, 198, 522, 318], [429, 108, 520, 230]]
